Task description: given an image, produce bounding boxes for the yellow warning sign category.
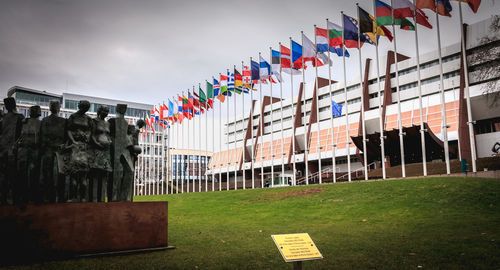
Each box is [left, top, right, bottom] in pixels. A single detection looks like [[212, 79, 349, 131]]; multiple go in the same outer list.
[[271, 233, 323, 262]]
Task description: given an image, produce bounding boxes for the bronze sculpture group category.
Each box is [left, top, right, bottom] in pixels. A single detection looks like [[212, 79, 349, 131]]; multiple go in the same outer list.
[[0, 97, 145, 205]]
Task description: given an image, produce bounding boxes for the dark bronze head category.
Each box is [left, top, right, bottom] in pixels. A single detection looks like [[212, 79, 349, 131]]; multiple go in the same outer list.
[[116, 104, 127, 115], [49, 100, 61, 115], [97, 106, 109, 119], [29, 105, 41, 118], [77, 100, 90, 114], [4, 97, 16, 112], [136, 119, 145, 129]]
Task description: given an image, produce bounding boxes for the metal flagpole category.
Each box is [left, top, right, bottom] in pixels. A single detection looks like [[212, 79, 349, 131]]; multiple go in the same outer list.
[[356, 5, 369, 181], [210, 79, 215, 191], [205, 87, 208, 192], [278, 43, 285, 184], [300, 31, 309, 185], [181, 93, 185, 193], [288, 39, 297, 186], [250, 57, 255, 189], [313, 26, 323, 184], [198, 84, 202, 192], [162, 123, 166, 194], [149, 122, 153, 195], [225, 71, 230, 191], [458, 0, 477, 173], [187, 90, 191, 193], [176, 98, 180, 193], [326, 19, 337, 183], [218, 75, 222, 192], [241, 61, 246, 190], [341, 13, 352, 182], [433, 0, 451, 175], [371, 2, 387, 180], [269, 48, 275, 187], [390, 0, 406, 177], [233, 67, 238, 190], [412, 0, 428, 176], [258, 53, 264, 189]]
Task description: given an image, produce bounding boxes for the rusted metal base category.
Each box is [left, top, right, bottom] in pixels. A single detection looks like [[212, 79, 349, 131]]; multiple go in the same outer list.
[[0, 201, 168, 266]]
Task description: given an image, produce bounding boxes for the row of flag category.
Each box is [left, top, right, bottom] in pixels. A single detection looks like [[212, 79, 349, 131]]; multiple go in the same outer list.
[[142, 0, 481, 134]]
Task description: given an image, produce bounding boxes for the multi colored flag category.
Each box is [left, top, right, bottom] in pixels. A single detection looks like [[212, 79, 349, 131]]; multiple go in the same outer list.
[[327, 21, 350, 57], [343, 14, 375, 48], [455, 0, 481, 13], [376, 0, 433, 29], [416, 0, 452, 16]]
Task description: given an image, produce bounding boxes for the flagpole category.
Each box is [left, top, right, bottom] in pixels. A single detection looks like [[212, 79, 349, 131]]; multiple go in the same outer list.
[[390, 0, 406, 178], [278, 43, 286, 185], [198, 84, 202, 192], [162, 121, 166, 194], [204, 87, 208, 192], [433, 0, 451, 175], [218, 76, 222, 191], [241, 61, 246, 190], [149, 121, 153, 195], [313, 26, 323, 184], [300, 31, 309, 186], [233, 67, 238, 191], [269, 48, 275, 188], [341, 13, 352, 182], [180, 93, 185, 193], [176, 98, 180, 193], [326, 19, 337, 183], [356, 5, 369, 181], [258, 53, 264, 189], [458, 1, 477, 172], [225, 71, 230, 191], [412, 0, 428, 176], [250, 57, 255, 189], [289, 39, 297, 186], [371, 1, 387, 180]]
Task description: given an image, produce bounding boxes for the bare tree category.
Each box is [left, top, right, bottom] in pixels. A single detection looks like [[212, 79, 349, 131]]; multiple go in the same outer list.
[[468, 15, 500, 108]]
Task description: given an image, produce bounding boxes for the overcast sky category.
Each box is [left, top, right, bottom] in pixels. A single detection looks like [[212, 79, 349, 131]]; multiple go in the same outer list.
[[1, 0, 499, 105]]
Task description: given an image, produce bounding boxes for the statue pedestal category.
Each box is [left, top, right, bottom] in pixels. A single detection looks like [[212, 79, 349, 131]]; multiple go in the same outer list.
[[0, 201, 169, 265]]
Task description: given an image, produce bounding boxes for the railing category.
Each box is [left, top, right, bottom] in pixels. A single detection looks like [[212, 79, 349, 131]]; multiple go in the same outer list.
[[336, 162, 377, 182]]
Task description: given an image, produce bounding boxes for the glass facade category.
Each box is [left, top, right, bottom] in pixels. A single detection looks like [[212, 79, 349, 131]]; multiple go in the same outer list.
[[12, 90, 62, 107], [64, 99, 149, 118], [171, 154, 211, 182]]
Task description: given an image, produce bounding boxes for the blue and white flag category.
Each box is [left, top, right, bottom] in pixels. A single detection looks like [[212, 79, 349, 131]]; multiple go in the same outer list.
[[332, 101, 343, 118], [259, 55, 271, 83]]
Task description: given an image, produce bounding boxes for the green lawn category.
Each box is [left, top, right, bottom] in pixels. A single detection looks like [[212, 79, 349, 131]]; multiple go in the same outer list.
[[7, 177, 500, 269]]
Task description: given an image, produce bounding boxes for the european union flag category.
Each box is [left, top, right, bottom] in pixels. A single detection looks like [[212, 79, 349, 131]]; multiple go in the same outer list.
[[332, 101, 343, 118]]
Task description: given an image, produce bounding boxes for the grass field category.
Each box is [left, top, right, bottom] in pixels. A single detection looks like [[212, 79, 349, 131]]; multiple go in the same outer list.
[[6, 177, 500, 269]]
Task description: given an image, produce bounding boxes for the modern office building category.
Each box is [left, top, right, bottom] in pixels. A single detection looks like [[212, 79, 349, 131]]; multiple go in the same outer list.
[[207, 17, 500, 186], [169, 149, 212, 193]]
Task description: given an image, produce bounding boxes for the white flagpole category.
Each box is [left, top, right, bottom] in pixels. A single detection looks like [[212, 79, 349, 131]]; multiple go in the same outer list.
[[250, 57, 255, 189], [278, 43, 286, 184], [233, 68, 238, 191], [198, 84, 202, 192], [458, 1, 477, 172], [181, 93, 185, 193], [218, 76, 222, 192], [188, 90, 192, 193], [149, 122, 153, 195], [204, 87, 208, 192], [162, 121, 166, 195], [300, 32, 309, 186], [177, 97, 181, 193], [390, 0, 406, 178], [210, 79, 216, 191], [241, 61, 246, 190], [269, 48, 275, 188], [412, 0, 428, 176], [226, 71, 230, 191], [341, 13, 352, 182], [258, 53, 264, 189], [433, 1, 451, 175], [371, 1, 387, 180], [356, 5, 369, 181], [288, 39, 298, 186], [313, 26, 323, 184], [326, 19, 337, 183]]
